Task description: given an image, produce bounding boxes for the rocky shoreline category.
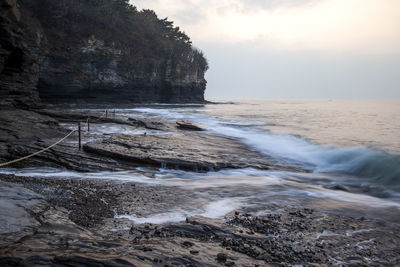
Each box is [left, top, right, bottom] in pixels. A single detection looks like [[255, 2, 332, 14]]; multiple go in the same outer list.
[[1, 174, 400, 266], [0, 108, 400, 266]]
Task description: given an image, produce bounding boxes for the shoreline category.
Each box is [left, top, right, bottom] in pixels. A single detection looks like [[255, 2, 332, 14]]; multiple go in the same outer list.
[[0, 107, 400, 266]]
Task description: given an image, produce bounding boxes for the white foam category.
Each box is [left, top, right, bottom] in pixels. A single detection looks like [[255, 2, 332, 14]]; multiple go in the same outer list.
[[153, 168, 286, 188], [0, 168, 157, 183], [207, 125, 400, 184], [117, 210, 191, 224], [131, 107, 266, 128], [60, 123, 168, 136], [116, 198, 243, 224], [300, 186, 400, 209], [200, 199, 242, 219]]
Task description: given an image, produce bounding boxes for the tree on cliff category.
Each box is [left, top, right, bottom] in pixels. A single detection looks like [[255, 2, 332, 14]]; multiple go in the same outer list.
[[19, 0, 207, 72]]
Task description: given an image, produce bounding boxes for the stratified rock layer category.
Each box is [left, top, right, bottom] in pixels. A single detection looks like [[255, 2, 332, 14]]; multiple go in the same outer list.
[[0, 0, 208, 108]]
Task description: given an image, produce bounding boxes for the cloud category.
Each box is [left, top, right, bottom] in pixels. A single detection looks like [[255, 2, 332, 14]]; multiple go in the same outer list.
[[133, 0, 400, 100], [236, 0, 319, 12], [133, 0, 400, 55]]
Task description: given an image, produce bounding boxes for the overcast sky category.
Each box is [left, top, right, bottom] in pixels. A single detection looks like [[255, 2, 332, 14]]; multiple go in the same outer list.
[[133, 0, 400, 100]]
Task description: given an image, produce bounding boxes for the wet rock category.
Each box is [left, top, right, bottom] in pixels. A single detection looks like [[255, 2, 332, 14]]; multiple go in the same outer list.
[[54, 255, 135, 267], [1, 174, 400, 266], [128, 117, 167, 130], [203, 225, 212, 232], [0, 181, 44, 235], [83, 133, 284, 172], [217, 253, 227, 262], [327, 184, 350, 192], [182, 241, 194, 248], [176, 121, 203, 131], [153, 257, 162, 263]]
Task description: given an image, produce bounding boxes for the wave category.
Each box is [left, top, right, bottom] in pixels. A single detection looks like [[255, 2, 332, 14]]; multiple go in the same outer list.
[[128, 107, 400, 187], [210, 126, 400, 186]]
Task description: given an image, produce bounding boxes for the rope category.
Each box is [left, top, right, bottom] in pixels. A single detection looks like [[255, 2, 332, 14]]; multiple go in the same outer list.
[[0, 129, 76, 167], [0, 108, 109, 167], [91, 109, 107, 123]]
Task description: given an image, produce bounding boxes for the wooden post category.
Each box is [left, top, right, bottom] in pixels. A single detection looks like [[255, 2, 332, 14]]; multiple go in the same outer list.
[[106, 109, 108, 118], [113, 109, 116, 118], [87, 118, 90, 132], [78, 122, 82, 150]]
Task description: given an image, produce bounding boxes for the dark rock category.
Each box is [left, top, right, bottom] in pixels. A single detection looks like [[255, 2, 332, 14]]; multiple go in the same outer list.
[[53, 255, 135, 267], [327, 184, 350, 192], [182, 241, 194, 248], [176, 121, 203, 131], [190, 250, 199, 255], [203, 225, 212, 232], [0, 0, 41, 109], [153, 257, 162, 263], [217, 253, 227, 262]]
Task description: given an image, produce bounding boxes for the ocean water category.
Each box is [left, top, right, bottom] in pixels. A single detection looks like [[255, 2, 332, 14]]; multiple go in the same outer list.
[[2, 100, 400, 223], [132, 100, 400, 184]]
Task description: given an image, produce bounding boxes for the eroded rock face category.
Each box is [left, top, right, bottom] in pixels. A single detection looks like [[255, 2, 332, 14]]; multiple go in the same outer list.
[[37, 37, 206, 104], [0, 0, 41, 109], [22, 1, 207, 105], [0, 1, 207, 108]]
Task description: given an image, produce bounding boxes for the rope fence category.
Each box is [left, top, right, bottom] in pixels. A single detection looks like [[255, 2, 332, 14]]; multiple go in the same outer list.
[[0, 109, 112, 168], [0, 130, 76, 167]]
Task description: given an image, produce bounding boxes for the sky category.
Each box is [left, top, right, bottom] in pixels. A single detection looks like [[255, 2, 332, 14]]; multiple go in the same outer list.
[[133, 0, 400, 100]]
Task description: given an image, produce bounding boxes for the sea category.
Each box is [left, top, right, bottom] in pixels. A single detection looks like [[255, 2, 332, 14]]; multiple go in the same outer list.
[[2, 100, 400, 223]]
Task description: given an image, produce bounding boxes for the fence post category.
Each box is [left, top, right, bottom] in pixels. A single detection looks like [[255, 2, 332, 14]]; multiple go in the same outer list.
[[106, 109, 108, 118], [113, 109, 116, 118], [78, 122, 82, 150], [87, 118, 90, 132]]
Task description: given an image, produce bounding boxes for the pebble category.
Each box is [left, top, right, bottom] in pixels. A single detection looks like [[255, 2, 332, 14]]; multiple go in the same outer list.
[[182, 241, 194, 248]]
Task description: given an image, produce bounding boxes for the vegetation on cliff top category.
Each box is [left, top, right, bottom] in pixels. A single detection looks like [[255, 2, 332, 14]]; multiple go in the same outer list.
[[20, 0, 208, 71]]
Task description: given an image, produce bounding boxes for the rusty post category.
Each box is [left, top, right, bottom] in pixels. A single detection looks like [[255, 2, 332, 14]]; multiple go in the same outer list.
[[78, 122, 82, 150]]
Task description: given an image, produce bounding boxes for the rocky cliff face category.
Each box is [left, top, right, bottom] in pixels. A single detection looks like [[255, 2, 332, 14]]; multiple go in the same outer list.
[[38, 35, 206, 104], [0, 0, 208, 107], [0, 0, 41, 109]]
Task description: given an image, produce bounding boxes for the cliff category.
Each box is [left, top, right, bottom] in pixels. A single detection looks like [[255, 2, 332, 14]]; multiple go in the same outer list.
[[0, 0, 208, 107], [0, 0, 41, 108]]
